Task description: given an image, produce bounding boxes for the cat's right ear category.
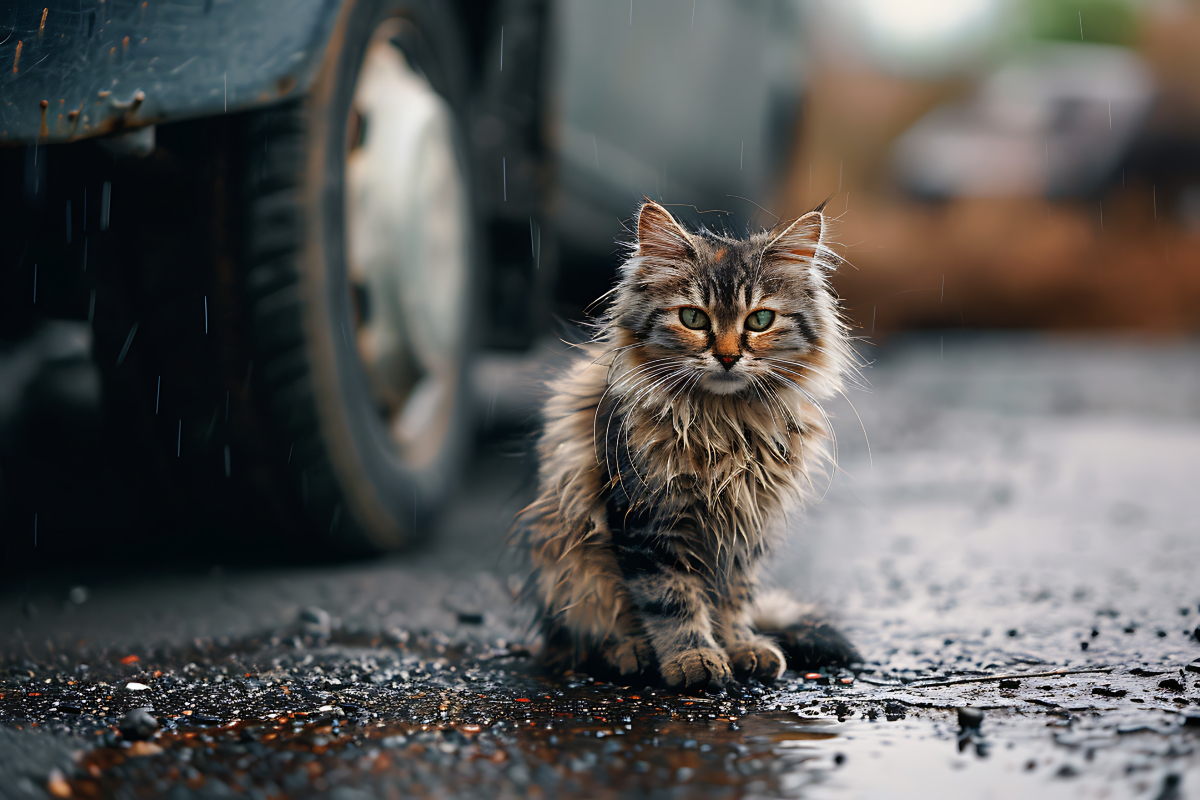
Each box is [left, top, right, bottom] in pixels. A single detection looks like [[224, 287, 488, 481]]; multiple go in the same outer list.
[[764, 211, 826, 266], [636, 201, 693, 262]]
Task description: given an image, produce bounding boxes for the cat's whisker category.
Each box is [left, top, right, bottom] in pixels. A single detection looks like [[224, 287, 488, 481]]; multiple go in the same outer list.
[[593, 358, 683, 463], [601, 364, 689, 491], [765, 372, 840, 501]]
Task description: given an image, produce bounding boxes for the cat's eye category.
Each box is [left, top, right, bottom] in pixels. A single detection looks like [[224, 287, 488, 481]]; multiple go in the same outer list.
[[745, 309, 775, 331], [679, 307, 710, 330]]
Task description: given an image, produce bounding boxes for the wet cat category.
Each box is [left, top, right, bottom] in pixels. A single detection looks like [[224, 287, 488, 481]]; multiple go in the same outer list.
[[516, 201, 857, 689]]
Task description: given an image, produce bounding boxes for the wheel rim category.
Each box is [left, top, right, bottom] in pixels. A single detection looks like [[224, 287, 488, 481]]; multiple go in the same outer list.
[[344, 18, 469, 470]]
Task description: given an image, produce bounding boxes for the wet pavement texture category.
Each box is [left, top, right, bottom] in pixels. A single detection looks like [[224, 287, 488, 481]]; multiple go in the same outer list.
[[3, 334, 1200, 799]]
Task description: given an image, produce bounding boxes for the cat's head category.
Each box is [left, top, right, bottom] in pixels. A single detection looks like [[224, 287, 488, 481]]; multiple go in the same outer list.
[[607, 200, 848, 400]]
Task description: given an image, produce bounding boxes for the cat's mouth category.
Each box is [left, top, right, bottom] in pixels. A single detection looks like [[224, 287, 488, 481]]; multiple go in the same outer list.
[[701, 369, 749, 395]]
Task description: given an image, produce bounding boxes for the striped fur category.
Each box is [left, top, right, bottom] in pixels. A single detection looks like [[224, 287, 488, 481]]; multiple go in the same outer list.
[[516, 201, 854, 689]]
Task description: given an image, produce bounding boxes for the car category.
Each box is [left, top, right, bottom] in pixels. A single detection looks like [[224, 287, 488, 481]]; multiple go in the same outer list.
[[0, 0, 807, 555]]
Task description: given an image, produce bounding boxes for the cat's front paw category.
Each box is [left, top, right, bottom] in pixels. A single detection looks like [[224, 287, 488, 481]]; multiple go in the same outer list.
[[660, 647, 732, 690], [728, 637, 786, 684]]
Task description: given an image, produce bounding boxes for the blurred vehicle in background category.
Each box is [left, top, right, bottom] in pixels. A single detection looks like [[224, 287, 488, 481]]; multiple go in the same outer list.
[[0, 0, 808, 555]]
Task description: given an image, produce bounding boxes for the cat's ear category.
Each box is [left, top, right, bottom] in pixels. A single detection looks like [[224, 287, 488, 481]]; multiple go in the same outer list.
[[764, 211, 826, 265], [636, 201, 693, 262]]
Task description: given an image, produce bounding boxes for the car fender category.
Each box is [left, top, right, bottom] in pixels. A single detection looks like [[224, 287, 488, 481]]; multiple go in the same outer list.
[[1, 0, 344, 144]]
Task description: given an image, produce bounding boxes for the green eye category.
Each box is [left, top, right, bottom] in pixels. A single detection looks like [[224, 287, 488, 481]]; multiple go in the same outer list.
[[746, 309, 775, 331], [679, 307, 710, 330]]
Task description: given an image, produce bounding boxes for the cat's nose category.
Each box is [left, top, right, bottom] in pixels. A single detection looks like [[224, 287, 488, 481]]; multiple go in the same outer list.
[[716, 353, 741, 370]]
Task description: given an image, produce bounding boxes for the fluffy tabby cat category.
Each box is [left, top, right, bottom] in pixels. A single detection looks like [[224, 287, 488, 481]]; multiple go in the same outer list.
[[516, 200, 855, 689]]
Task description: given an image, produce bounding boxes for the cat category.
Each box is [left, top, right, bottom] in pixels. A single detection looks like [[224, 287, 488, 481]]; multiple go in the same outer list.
[[516, 200, 857, 689]]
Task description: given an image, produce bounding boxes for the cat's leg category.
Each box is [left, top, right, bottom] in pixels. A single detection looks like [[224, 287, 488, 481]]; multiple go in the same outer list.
[[617, 534, 733, 690], [529, 512, 653, 677], [711, 559, 786, 684]]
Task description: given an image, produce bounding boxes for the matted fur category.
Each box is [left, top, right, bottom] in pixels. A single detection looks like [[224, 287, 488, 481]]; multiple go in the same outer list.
[[516, 201, 856, 688]]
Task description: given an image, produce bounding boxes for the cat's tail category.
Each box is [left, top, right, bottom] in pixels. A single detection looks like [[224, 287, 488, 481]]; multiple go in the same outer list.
[[750, 589, 862, 670]]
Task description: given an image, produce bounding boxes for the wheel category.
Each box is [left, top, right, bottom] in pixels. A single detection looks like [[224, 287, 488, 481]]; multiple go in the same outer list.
[[232, 0, 477, 552]]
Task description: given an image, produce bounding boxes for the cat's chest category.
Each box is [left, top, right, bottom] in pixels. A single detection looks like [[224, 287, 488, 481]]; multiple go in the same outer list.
[[631, 405, 799, 496]]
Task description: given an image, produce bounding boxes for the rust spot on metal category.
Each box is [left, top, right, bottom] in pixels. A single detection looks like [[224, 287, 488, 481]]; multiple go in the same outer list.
[[39, 99, 48, 108], [98, 91, 111, 98], [276, 75, 297, 97], [12, 40, 21, 74], [109, 47, 115, 56], [67, 101, 82, 129], [122, 35, 129, 50], [39, 100, 49, 139], [39, 8, 48, 37]]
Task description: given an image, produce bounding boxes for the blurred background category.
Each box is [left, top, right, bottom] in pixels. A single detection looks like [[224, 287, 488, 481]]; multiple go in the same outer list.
[[552, 0, 1200, 333], [1, 0, 1198, 560]]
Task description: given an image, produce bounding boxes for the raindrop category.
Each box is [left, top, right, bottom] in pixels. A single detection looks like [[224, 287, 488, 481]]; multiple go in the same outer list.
[[177, 420, 182, 457], [156, 376, 161, 414], [100, 181, 111, 231], [116, 322, 139, 366]]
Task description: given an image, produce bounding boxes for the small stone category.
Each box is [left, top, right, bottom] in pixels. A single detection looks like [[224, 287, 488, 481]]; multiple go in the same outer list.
[[127, 741, 164, 756], [957, 707, 984, 729], [998, 679, 1020, 690], [1158, 678, 1184, 692], [300, 606, 332, 638], [1185, 660, 1200, 675], [118, 707, 159, 740], [46, 769, 71, 798], [124, 682, 149, 691]]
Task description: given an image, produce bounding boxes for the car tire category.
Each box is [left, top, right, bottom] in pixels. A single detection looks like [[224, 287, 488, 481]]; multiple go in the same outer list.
[[226, 0, 478, 554]]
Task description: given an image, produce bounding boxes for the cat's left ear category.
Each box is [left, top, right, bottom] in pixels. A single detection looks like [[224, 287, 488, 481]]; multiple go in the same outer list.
[[764, 211, 826, 266], [636, 200, 694, 263]]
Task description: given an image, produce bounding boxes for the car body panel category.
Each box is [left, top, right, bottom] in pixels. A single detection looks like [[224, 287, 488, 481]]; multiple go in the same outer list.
[[1, 0, 342, 144]]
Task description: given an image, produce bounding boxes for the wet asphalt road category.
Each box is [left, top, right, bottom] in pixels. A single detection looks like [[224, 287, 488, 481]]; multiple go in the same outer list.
[[2, 333, 1200, 799]]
